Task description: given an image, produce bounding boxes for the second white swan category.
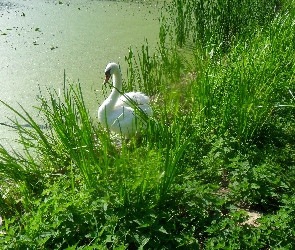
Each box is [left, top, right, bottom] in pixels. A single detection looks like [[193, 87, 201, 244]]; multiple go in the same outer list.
[[98, 62, 153, 138]]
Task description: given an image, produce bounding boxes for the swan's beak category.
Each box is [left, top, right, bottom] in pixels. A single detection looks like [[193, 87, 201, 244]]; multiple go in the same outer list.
[[103, 73, 111, 85]]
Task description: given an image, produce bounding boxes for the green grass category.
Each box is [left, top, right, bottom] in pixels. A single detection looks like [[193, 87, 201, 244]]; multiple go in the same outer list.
[[1, 0, 295, 249]]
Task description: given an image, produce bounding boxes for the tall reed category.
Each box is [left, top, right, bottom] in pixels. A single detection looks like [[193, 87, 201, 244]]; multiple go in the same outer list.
[[165, 0, 281, 52], [0, 76, 122, 213], [160, 0, 295, 143]]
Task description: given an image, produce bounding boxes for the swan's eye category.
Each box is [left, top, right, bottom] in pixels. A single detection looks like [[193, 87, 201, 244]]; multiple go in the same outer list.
[[103, 73, 111, 84], [105, 69, 111, 76]]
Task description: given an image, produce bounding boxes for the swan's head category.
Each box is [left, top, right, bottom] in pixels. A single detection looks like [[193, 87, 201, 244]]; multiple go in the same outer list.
[[103, 62, 120, 85]]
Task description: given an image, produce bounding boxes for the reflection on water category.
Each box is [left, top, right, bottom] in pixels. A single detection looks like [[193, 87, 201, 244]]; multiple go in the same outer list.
[[0, 0, 159, 147]]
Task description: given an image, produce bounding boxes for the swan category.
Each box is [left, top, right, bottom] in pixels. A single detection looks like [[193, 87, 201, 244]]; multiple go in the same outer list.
[[98, 62, 153, 138]]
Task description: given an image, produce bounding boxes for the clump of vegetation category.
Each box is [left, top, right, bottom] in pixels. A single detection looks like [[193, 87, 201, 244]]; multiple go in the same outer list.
[[1, 0, 295, 248]]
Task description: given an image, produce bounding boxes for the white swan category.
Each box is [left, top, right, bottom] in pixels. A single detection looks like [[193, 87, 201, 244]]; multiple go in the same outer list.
[[98, 62, 153, 138]]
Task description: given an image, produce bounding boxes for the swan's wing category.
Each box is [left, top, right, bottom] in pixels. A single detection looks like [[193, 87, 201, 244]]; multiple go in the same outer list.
[[115, 92, 150, 107], [108, 106, 148, 136], [125, 92, 150, 104], [99, 104, 153, 137], [138, 104, 153, 117]]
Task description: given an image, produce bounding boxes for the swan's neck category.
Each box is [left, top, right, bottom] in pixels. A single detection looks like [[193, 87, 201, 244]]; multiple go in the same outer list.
[[102, 70, 122, 111]]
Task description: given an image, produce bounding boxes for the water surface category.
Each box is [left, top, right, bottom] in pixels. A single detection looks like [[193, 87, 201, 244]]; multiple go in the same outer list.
[[0, 0, 159, 147]]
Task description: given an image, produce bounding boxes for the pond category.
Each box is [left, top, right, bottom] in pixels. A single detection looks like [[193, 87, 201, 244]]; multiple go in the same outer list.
[[0, 0, 160, 147]]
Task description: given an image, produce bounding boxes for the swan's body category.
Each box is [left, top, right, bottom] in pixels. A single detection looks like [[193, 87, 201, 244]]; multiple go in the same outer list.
[[98, 62, 153, 138]]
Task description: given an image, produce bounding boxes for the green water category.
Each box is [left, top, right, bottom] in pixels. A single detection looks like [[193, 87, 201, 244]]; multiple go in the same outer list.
[[0, 0, 159, 147]]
